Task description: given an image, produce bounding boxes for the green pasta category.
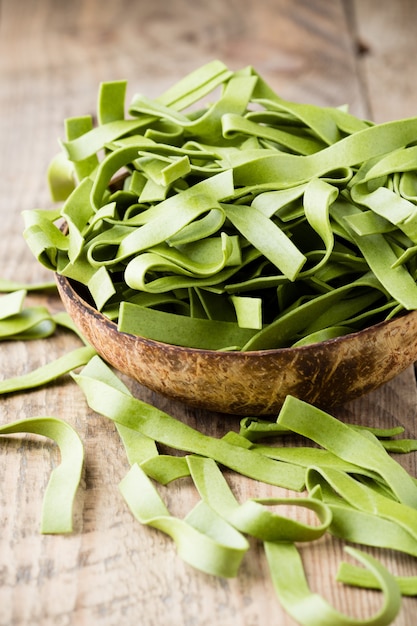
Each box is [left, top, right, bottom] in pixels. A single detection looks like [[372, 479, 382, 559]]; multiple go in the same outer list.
[[0, 417, 84, 533], [72, 356, 410, 625], [5, 60, 417, 625], [72, 355, 306, 491], [265, 543, 400, 626], [1, 335, 415, 623], [0, 287, 97, 393], [23, 60, 417, 350]]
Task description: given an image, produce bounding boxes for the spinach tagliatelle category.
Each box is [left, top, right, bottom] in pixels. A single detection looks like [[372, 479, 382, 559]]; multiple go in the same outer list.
[[23, 60, 417, 350], [3, 61, 417, 625], [0, 285, 415, 624]]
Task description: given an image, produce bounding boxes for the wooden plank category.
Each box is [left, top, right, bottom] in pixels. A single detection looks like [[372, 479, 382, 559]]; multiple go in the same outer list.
[[0, 1, 416, 625], [350, 0, 417, 122]]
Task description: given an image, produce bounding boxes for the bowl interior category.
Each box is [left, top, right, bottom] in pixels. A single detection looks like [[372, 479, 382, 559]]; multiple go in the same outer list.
[[56, 274, 417, 415]]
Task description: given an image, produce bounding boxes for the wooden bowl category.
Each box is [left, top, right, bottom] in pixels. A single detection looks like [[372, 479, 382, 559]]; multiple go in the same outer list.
[[56, 274, 417, 415]]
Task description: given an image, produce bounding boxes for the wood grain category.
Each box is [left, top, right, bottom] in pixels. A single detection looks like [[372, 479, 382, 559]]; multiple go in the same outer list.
[[0, 1, 416, 625], [351, 0, 417, 122]]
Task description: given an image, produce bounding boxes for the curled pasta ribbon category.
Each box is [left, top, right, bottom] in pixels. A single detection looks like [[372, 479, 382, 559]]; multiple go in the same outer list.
[[118, 453, 401, 623], [238, 400, 417, 560], [23, 60, 417, 350], [306, 466, 417, 548], [119, 454, 331, 577], [72, 356, 305, 491], [0, 287, 62, 342], [0, 417, 84, 533], [0, 286, 96, 394], [265, 542, 401, 626], [187, 455, 332, 543], [277, 395, 417, 508], [119, 463, 249, 579], [0, 288, 56, 340]]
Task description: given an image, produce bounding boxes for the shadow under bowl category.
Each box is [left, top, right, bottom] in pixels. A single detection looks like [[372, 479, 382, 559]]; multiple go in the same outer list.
[[56, 273, 417, 416]]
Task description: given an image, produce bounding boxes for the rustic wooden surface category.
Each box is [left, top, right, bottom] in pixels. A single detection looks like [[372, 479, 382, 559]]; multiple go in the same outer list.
[[1, 1, 417, 624]]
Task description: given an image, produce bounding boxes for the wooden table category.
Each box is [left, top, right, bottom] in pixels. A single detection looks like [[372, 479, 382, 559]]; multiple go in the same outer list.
[[1, 1, 417, 624]]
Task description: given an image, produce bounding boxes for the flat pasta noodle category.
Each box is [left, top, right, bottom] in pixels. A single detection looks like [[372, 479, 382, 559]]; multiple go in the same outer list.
[[187, 455, 332, 543], [277, 395, 417, 508], [0, 417, 84, 533], [265, 542, 401, 626], [119, 463, 249, 579], [306, 465, 417, 544], [72, 356, 306, 491], [336, 561, 417, 597], [0, 306, 56, 340], [0, 289, 27, 320], [0, 346, 97, 394], [0, 279, 57, 292], [323, 501, 417, 558]]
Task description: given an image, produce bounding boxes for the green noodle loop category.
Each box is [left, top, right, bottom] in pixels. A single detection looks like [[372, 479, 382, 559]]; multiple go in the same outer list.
[[119, 463, 249, 578], [0, 417, 84, 533], [187, 455, 332, 543], [265, 542, 401, 626], [0, 306, 55, 340]]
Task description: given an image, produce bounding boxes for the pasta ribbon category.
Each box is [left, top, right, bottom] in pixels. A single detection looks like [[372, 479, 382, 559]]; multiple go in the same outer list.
[[0, 417, 84, 533]]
